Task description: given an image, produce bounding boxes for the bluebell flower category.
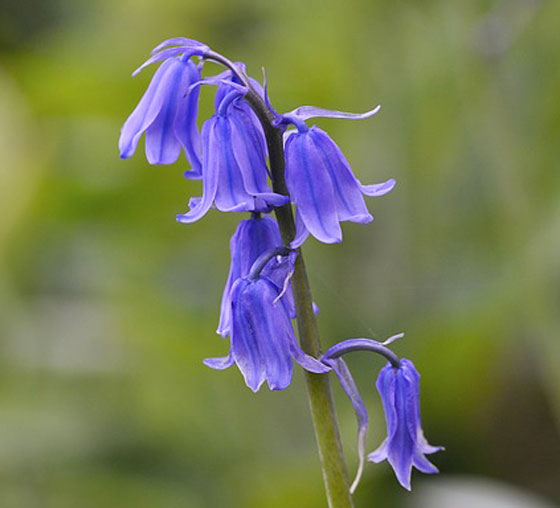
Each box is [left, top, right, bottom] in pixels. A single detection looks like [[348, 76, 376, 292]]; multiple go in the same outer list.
[[119, 38, 210, 171], [205, 267, 329, 392], [368, 359, 442, 490], [218, 215, 294, 337], [321, 335, 403, 493], [176, 85, 288, 223], [281, 106, 395, 247]]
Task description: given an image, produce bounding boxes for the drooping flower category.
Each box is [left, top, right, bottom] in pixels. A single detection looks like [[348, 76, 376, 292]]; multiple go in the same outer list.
[[368, 359, 443, 490], [321, 335, 404, 493], [218, 215, 292, 337], [119, 38, 210, 172], [281, 106, 395, 247], [176, 85, 288, 223], [205, 263, 329, 392]]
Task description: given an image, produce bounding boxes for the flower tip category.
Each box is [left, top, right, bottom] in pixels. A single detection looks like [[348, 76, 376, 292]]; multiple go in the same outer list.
[[361, 178, 396, 197], [246, 380, 264, 393], [349, 476, 361, 495], [382, 332, 405, 346], [215, 322, 229, 335], [394, 470, 412, 491], [346, 213, 373, 224], [367, 451, 384, 464]]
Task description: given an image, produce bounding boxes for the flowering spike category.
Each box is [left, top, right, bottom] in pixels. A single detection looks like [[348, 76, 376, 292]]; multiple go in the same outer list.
[[368, 359, 443, 490], [120, 37, 441, 504]]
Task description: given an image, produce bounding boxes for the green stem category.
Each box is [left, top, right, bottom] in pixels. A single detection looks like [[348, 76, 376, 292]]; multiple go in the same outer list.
[[245, 90, 354, 508]]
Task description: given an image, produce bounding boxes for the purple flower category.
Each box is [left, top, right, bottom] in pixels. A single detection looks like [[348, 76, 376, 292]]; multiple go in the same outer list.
[[176, 86, 288, 223], [368, 359, 442, 490], [282, 106, 395, 247], [321, 336, 402, 493], [205, 273, 329, 392], [218, 215, 291, 337], [119, 38, 208, 171]]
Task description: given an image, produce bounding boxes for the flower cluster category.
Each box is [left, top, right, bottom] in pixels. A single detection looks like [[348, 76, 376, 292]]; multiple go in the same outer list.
[[119, 37, 440, 491]]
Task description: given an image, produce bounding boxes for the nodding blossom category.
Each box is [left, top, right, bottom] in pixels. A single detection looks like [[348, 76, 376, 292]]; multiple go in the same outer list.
[[176, 84, 288, 223], [205, 254, 329, 392], [321, 338, 441, 492], [369, 359, 443, 490], [119, 38, 208, 170], [281, 106, 395, 247], [217, 215, 286, 338]]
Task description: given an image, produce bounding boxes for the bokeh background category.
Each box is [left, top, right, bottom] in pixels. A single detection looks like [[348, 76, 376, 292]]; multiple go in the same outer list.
[[1, 0, 559, 506]]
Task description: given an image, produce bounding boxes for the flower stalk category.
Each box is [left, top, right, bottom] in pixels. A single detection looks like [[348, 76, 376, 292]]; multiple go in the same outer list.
[[243, 80, 355, 508], [202, 60, 354, 502]]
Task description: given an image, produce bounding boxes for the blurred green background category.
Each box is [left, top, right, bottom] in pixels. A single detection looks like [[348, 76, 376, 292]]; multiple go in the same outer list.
[[1, 0, 559, 506]]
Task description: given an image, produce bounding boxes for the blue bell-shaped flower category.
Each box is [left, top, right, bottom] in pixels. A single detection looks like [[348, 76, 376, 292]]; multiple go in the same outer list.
[[282, 106, 395, 247], [119, 38, 209, 172], [177, 86, 288, 223], [205, 250, 328, 392], [369, 359, 443, 490]]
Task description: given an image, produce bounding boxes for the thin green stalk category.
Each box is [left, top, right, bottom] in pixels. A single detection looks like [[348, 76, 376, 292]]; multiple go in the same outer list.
[[245, 90, 354, 508]]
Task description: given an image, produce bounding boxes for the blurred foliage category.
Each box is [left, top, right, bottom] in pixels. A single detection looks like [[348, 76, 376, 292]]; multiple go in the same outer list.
[[1, 0, 559, 506]]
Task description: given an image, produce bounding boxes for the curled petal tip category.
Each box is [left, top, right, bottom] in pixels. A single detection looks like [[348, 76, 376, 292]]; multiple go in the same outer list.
[[382, 332, 405, 346], [203, 354, 234, 370], [151, 37, 208, 55], [132, 47, 183, 76], [285, 104, 382, 122], [361, 178, 396, 197]]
